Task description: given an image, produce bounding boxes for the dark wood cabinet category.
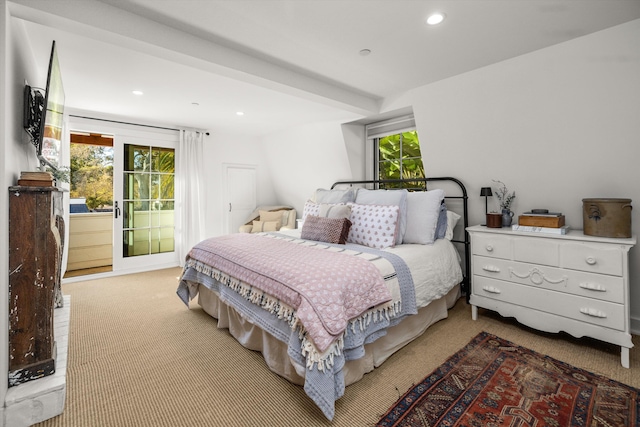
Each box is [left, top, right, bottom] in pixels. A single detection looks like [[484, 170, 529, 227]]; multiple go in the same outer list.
[[8, 186, 65, 386]]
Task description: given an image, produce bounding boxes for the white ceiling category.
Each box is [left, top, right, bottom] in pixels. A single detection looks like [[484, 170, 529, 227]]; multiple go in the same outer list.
[[15, 0, 640, 137]]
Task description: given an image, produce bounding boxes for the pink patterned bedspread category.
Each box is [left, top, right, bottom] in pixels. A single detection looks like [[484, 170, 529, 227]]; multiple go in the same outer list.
[[187, 233, 392, 352]]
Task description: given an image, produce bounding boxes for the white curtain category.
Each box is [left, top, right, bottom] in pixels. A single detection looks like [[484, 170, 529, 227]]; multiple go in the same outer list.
[[177, 129, 206, 266]]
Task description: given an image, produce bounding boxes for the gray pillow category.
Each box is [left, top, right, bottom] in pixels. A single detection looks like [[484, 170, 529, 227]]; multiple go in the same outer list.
[[435, 202, 448, 240], [315, 188, 357, 204], [319, 203, 351, 219], [402, 189, 445, 245], [355, 189, 408, 244]]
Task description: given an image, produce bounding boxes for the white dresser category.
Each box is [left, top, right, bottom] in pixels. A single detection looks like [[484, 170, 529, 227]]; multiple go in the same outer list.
[[467, 225, 636, 368]]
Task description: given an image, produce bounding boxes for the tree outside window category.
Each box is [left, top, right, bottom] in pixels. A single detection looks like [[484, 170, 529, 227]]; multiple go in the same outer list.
[[70, 144, 114, 210], [376, 130, 424, 189]]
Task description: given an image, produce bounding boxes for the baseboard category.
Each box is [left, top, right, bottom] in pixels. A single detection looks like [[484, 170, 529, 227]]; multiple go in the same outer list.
[[630, 314, 640, 336], [62, 262, 179, 284], [3, 295, 70, 426]]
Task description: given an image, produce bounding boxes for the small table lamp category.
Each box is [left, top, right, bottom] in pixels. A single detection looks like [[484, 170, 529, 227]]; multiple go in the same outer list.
[[480, 187, 493, 225]]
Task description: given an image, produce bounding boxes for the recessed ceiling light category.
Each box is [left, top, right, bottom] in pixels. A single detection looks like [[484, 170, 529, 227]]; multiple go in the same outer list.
[[426, 12, 445, 25], [132, 90, 144, 95], [236, 111, 244, 116], [359, 49, 371, 56]]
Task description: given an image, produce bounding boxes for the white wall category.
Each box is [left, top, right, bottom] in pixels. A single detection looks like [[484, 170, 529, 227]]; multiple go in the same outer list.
[[2, 7, 46, 417], [203, 131, 276, 237], [259, 19, 640, 334], [341, 122, 367, 182], [385, 19, 640, 329], [261, 120, 354, 216]]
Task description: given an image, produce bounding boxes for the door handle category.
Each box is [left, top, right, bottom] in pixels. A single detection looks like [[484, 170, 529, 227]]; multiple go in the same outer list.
[[115, 201, 121, 219], [229, 203, 232, 212]]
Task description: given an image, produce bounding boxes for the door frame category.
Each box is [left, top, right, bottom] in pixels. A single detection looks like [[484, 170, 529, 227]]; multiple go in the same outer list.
[[64, 116, 180, 280], [222, 163, 257, 235], [112, 131, 180, 273]]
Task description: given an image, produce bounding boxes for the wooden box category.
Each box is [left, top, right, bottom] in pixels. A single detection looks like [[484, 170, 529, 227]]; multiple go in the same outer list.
[[518, 215, 566, 228]]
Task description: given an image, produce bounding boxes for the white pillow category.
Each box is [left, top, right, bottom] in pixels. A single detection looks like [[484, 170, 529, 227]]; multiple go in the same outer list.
[[354, 189, 408, 245], [403, 189, 446, 245], [318, 203, 351, 219], [314, 188, 357, 204], [347, 203, 400, 249], [445, 210, 461, 241]]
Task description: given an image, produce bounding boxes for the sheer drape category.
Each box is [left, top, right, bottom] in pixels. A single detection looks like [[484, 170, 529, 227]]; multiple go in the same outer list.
[[177, 130, 206, 266]]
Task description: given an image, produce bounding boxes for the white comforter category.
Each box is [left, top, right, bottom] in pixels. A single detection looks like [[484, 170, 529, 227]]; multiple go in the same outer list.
[[278, 229, 463, 309]]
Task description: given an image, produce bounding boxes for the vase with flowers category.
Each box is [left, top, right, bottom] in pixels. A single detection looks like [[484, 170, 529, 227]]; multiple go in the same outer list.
[[493, 180, 516, 227]]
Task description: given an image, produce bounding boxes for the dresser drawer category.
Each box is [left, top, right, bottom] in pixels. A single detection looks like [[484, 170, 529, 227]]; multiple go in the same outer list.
[[472, 256, 624, 303], [472, 233, 511, 259], [513, 236, 559, 267], [560, 242, 623, 276], [473, 276, 625, 331]]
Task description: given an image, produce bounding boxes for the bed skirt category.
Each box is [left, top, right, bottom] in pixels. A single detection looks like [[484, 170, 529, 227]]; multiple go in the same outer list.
[[196, 283, 461, 387]]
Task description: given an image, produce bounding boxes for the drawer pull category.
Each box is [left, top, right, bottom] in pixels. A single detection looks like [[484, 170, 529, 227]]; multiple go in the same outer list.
[[482, 265, 500, 273], [580, 307, 607, 318], [482, 286, 501, 294], [586, 257, 597, 265], [485, 245, 494, 252], [579, 282, 607, 292]]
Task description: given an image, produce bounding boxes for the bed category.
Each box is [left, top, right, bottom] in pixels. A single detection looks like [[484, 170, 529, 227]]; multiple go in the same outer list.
[[177, 177, 470, 420]]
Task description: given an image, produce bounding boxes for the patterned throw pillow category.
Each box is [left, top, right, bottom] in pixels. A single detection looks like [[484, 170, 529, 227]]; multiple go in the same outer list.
[[354, 189, 408, 245], [302, 200, 321, 221], [301, 215, 352, 244], [302, 201, 351, 221], [347, 203, 400, 249]]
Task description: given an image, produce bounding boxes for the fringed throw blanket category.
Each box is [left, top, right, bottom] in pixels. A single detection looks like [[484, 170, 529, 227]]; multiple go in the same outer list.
[[184, 232, 393, 352], [177, 232, 417, 420]]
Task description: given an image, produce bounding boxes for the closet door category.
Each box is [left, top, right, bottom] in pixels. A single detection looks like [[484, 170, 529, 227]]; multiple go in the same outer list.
[[223, 164, 256, 234]]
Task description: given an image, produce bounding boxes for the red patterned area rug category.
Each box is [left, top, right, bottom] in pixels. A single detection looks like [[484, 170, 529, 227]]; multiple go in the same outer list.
[[377, 332, 639, 426]]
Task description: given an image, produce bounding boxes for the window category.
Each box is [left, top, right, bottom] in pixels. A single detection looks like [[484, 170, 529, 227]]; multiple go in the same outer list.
[[123, 144, 175, 256], [69, 132, 114, 211], [367, 115, 425, 189]]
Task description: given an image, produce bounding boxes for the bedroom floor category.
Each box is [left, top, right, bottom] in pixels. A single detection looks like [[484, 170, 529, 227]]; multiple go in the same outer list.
[[34, 267, 639, 427]]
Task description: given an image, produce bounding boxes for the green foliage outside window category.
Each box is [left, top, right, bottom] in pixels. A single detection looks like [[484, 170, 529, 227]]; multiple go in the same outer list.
[[378, 131, 425, 189], [123, 145, 175, 211], [70, 144, 114, 210]]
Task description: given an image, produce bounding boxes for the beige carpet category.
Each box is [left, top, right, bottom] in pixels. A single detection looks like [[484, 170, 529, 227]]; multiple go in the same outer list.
[[36, 268, 640, 427]]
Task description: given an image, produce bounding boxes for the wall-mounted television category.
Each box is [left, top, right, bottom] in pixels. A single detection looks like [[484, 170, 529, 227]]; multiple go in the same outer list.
[[23, 40, 65, 171]]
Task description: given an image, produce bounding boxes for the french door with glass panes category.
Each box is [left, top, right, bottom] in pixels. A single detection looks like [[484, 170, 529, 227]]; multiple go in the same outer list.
[[112, 134, 179, 272]]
